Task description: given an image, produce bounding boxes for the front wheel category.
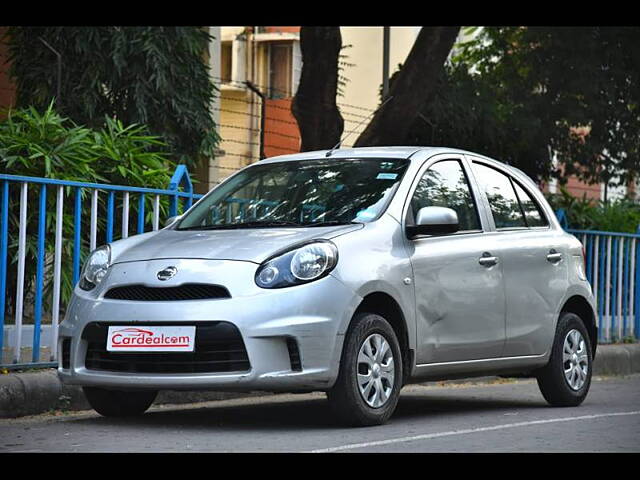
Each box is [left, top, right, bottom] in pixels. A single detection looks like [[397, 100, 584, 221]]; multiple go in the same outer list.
[[536, 312, 593, 407], [83, 387, 158, 417], [327, 312, 403, 427]]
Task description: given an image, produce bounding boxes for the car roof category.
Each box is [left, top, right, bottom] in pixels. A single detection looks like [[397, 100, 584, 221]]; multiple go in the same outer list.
[[259, 146, 532, 183], [260, 146, 443, 163]]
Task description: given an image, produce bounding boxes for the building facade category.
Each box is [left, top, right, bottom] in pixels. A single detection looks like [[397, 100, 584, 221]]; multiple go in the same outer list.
[[196, 26, 302, 192]]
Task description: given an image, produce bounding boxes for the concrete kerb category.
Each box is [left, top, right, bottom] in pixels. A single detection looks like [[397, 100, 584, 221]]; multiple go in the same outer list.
[[592, 343, 640, 376], [1, 343, 639, 418], [0, 369, 271, 418]]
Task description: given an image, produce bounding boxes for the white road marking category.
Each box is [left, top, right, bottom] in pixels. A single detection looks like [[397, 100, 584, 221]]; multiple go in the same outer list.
[[309, 410, 640, 453]]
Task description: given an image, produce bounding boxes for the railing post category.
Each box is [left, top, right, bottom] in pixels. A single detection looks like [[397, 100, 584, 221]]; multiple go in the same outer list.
[[50, 185, 64, 362], [0, 181, 9, 360], [623, 239, 630, 338], [13, 183, 28, 363], [122, 192, 130, 239], [106, 191, 115, 243], [90, 189, 98, 252], [598, 235, 606, 342], [73, 187, 82, 286], [137, 193, 146, 234], [168, 165, 194, 217], [555, 208, 569, 229], [32, 184, 47, 362], [635, 238, 640, 340]]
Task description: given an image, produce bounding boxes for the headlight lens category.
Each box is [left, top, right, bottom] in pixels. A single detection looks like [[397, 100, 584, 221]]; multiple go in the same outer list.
[[255, 241, 338, 288], [79, 245, 111, 291]]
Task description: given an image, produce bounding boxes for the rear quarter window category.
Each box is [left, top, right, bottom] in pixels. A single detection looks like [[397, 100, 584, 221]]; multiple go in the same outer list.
[[512, 181, 549, 227]]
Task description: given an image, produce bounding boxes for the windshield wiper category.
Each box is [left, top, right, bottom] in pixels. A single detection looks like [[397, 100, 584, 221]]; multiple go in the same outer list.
[[178, 220, 304, 231]]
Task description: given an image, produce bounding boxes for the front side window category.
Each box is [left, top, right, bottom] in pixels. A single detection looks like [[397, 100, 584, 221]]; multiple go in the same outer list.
[[177, 158, 409, 230], [410, 160, 480, 231], [472, 163, 527, 229]]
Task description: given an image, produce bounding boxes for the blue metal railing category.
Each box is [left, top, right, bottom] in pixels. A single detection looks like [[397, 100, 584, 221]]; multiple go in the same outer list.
[[557, 208, 639, 343], [0, 167, 202, 368], [566, 228, 640, 344]]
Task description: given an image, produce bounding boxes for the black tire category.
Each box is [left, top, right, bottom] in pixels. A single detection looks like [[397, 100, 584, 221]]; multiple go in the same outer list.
[[83, 387, 157, 417], [536, 312, 593, 407], [327, 312, 403, 427]]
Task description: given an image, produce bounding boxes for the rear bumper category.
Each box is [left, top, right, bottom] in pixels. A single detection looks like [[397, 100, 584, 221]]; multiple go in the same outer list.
[[58, 258, 361, 392]]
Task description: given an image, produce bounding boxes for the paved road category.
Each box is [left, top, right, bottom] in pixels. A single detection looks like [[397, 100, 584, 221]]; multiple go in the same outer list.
[[1, 375, 639, 452]]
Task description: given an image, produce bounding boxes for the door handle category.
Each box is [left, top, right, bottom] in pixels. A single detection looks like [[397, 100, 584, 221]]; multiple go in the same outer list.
[[479, 253, 498, 267], [546, 249, 563, 263]]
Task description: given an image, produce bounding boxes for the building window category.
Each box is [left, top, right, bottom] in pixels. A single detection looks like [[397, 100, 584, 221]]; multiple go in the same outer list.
[[221, 41, 232, 83], [268, 42, 293, 99]]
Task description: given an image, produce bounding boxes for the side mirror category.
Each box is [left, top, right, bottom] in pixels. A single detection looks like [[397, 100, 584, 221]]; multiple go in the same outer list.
[[406, 206, 459, 238], [164, 214, 183, 227]]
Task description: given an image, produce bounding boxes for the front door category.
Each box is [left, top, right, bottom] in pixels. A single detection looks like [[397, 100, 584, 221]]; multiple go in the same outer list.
[[405, 158, 507, 365]]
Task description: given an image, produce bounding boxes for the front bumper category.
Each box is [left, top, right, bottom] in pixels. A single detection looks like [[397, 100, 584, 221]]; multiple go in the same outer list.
[[58, 258, 361, 392]]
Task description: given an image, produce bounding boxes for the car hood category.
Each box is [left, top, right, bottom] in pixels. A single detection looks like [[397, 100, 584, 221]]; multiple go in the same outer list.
[[112, 224, 363, 265]]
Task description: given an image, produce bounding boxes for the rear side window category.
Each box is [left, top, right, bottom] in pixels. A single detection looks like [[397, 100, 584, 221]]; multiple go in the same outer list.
[[410, 160, 480, 231], [513, 181, 548, 227], [472, 163, 526, 229]]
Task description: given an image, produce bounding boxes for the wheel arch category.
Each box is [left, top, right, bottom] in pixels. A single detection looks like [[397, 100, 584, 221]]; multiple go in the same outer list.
[[353, 291, 413, 384], [561, 295, 598, 358]]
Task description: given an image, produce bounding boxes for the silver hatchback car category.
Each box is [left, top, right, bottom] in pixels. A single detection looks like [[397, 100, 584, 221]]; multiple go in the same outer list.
[[59, 147, 597, 426]]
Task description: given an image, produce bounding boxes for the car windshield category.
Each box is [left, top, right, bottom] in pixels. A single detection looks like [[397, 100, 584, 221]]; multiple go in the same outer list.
[[177, 158, 410, 230]]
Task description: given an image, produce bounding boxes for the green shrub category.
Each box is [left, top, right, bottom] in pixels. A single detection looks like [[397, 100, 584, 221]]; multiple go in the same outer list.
[[0, 103, 176, 321], [546, 187, 640, 233]]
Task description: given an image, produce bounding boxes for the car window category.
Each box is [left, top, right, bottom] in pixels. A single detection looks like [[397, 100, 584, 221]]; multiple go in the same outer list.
[[410, 160, 480, 231], [513, 181, 548, 227], [472, 162, 526, 229]]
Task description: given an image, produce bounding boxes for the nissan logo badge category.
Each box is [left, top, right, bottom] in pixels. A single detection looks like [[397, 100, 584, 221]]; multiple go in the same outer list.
[[157, 266, 178, 281]]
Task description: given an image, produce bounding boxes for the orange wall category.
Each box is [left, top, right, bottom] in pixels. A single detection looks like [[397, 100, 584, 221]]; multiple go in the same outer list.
[[0, 27, 16, 111], [264, 98, 300, 157], [263, 27, 300, 34], [563, 176, 601, 201], [542, 177, 601, 202]]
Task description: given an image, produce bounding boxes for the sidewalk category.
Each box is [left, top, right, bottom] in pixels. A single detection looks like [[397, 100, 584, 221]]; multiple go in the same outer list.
[[1, 343, 639, 418]]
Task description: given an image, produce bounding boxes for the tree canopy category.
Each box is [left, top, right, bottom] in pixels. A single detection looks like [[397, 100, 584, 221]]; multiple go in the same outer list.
[[294, 26, 640, 190], [5, 26, 220, 168], [414, 26, 640, 187]]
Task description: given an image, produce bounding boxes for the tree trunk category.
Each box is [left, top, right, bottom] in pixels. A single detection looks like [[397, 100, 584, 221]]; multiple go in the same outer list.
[[292, 27, 344, 151], [354, 27, 460, 147]]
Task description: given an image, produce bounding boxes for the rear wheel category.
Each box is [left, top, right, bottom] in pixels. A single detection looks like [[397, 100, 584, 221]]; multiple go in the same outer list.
[[536, 312, 593, 407], [327, 312, 403, 427], [83, 387, 157, 417]]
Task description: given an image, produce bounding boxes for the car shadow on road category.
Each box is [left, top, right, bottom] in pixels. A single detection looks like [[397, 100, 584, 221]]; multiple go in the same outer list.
[[66, 388, 550, 431]]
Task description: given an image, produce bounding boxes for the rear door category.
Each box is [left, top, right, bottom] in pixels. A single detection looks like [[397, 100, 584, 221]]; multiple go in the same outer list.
[[469, 159, 569, 356]]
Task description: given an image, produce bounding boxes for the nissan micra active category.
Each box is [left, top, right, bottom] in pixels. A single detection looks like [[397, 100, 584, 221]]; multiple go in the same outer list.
[[59, 147, 597, 426]]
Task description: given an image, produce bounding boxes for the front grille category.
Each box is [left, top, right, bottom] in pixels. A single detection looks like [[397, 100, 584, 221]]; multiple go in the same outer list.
[[61, 338, 71, 369], [83, 322, 250, 374], [104, 284, 231, 301]]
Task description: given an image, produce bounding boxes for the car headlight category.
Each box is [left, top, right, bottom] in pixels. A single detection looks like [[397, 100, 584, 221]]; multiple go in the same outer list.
[[255, 240, 338, 289], [79, 245, 111, 291]]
